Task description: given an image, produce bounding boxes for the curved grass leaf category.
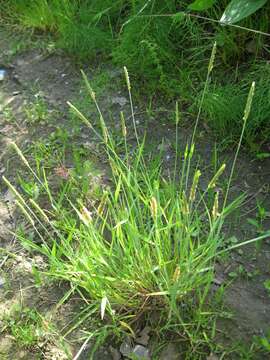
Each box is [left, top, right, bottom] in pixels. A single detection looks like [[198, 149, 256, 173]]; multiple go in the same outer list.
[[188, 0, 216, 11], [220, 0, 267, 24]]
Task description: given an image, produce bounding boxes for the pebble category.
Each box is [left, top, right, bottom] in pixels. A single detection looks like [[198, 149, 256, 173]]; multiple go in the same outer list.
[[16, 59, 26, 67], [111, 96, 128, 107], [3, 189, 15, 203], [130, 345, 151, 360], [120, 339, 133, 357], [0, 276, 5, 288], [120, 339, 151, 359], [0, 69, 7, 81]]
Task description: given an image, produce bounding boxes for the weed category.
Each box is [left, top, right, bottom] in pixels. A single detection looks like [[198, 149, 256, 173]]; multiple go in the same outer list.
[[18, 175, 40, 200], [264, 279, 270, 295], [2, 306, 44, 348], [24, 95, 50, 125], [29, 129, 68, 173], [2, 107, 17, 124], [4, 54, 269, 358], [1, 304, 70, 357], [247, 200, 269, 235], [247, 199, 270, 252], [253, 330, 270, 354], [228, 264, 259, 280]]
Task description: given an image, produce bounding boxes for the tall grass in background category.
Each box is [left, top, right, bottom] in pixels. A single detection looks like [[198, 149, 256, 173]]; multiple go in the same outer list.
[[201, 61, 270, 149], [2, 1, 269, 84], [1, 0, 124, 57], [3, 44, 269, 357], [1, 0, 270, 148]]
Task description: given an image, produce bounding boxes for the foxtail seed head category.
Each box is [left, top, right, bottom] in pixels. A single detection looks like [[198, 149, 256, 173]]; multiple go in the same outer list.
[[208, 41, 217, 75], [150, 197, 158, 218], [208, 163, 226, 190], [124, 66, 131, 91], [67, 102, 93, 129], [11, 142, 30, 169], [212, 192, 220, 220], [99, 115, 108, 144], [172, 266, 181, 282], [189, 169, 201, 202], [97, 192, 108, 216], [81, 206, 92, 225], [181, 192, 189, 216], [175, 101, 180, 125], [243, 82, 255, 123], [81, 70, 96, 101], [120, 111, 127, 137], [2, 176, 26, 205]]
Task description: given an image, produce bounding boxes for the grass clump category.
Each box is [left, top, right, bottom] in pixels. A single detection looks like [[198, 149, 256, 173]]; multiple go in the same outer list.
[[2, 307, 48, 348], [4, 50, 268, 357]]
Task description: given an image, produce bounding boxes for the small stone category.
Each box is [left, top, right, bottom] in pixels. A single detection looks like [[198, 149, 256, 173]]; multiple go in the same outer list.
[[0, 335, 13, 353], [18, 350, 28, 359], [111, 96, 128, 107], [3, 189, 15, 203], [213, 274, 225, 286], [16, 59, 26, 67], [120, 339, 133, 357], [12, 74, 21, 83], [0, 276, 5, 288], [0, 69, 7, 81], [130, 345, 150, 360]]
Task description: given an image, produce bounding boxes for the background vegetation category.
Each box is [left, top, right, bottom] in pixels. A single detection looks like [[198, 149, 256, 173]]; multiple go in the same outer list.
[[1, 0, 270, 149]]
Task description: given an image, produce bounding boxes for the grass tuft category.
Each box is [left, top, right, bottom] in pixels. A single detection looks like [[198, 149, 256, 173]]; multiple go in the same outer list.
[[4, 56, 263, 356]]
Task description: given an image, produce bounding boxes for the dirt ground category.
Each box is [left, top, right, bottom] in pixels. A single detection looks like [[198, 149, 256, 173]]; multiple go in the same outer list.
[[1, 28, 270, 359]]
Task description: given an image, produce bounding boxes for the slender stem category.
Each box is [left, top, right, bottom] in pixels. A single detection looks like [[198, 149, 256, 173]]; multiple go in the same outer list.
[[173, 102, 179, 182], [137, 13, 270, 38], [185, 63, 211, 191]]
